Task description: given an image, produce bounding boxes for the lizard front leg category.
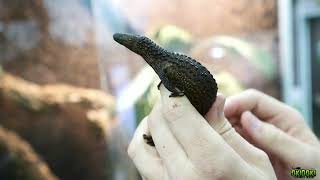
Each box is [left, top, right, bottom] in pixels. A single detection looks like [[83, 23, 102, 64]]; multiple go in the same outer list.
[[162, 66, 185, 97], [158, 81, 184, 97], [169, 88, 184, 97]]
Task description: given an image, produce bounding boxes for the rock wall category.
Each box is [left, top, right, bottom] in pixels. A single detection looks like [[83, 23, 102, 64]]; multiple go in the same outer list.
[[0, 0, 101, 88], [0, 126, 58, 180], [0, 72, 115, 180]]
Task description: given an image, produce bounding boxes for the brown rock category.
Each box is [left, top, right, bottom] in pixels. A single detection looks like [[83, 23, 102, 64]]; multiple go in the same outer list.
[[0, 72, 116, 180], [1, 0, 101, 88], [0, 126, 58, 180]]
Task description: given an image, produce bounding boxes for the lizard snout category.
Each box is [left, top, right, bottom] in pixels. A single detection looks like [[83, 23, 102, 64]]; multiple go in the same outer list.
[[113, 33, 138, 49]]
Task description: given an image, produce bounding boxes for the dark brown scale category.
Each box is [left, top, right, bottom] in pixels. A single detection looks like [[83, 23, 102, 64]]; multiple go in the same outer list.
[[113, 33, 218, 146]]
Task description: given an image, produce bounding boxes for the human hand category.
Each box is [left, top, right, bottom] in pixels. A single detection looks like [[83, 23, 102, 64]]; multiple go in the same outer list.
[[127, 86, 276, 180], [224, 89, 320, 180]]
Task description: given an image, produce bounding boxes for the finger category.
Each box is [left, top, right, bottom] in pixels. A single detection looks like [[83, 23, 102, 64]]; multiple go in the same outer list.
[[224, 90, 319, 146], [229, 116, 240, 126], [205, 94, 268, 166], [128, 117, 164, 179], [241, 111, 315, 167], [148, 100, 188, 173], [224, 89, 285, 120], [159, 86, 240, 164], [206, 93, 226, 127]]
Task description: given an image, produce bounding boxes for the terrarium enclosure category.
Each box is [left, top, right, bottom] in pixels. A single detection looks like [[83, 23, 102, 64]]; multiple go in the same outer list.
[[0, 0, 318, 179]]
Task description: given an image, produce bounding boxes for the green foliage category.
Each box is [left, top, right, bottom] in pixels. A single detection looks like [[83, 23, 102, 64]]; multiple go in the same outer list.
[[150, 25, 193, 53], [134, 80, 160, 124], [213, 36, 276, 80], [215, 72, 244, 96]]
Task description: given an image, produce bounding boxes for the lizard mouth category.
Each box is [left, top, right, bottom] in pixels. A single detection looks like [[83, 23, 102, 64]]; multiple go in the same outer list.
[[113, 33, 139, 51]]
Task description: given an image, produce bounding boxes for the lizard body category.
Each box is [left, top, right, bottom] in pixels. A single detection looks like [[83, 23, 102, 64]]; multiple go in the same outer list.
[[113, 33, 218, 146]]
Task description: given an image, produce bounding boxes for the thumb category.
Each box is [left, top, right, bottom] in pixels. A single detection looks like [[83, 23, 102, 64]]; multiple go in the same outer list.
[[241, 111, 313, 167]]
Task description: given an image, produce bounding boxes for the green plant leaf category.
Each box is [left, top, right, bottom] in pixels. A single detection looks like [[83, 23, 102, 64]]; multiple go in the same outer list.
[[213, 36, 276, 80]]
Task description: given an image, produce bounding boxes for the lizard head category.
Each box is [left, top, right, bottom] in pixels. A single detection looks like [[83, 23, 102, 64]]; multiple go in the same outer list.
[[113, 33, 144, 54], [114, 33, 166, 71], [113, 33, 160, 57]]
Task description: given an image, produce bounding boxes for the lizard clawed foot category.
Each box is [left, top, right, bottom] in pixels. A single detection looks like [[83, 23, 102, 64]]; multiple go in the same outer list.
[[157, 81, 162, 90], [143, 134, 155, 146], [169, 90, 184, 97]]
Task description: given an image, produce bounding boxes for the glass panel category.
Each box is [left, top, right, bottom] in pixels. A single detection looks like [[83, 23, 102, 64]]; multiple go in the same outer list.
[[310, 18, 320, 137], [0, 0, 281, 179]]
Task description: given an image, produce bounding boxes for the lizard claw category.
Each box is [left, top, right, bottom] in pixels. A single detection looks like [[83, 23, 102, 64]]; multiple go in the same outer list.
[[143, 134, 155, 146], [169, 91, 185, 97], [157, 81, 162, 90]]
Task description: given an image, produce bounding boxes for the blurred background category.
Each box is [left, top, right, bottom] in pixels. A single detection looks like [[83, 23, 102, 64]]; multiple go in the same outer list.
[[0, 0, 319, 179]]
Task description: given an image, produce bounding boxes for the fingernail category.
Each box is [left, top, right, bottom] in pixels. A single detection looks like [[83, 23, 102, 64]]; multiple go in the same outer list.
[[244, 111, 261, 133]]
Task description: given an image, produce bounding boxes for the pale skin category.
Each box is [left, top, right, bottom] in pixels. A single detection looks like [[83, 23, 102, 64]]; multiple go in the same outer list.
[[128, 86, 277, 180], [224, 89, 320, 180]]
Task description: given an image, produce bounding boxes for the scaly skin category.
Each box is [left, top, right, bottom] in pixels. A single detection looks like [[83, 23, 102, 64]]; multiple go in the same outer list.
[[113, 33, 218, 146]]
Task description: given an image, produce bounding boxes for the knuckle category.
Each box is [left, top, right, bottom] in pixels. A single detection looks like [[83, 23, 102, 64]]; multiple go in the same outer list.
[[290, 108, 304, 121], [256, 149, 270, 161], [262, 123, 281, 144], [211, 159, 231, 178], [245, 89, 261, 97], [217, 120, 233, 135], [197, 150, 230, 171], [282, 103, 301, 117], [127, 140, 137, 159]]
